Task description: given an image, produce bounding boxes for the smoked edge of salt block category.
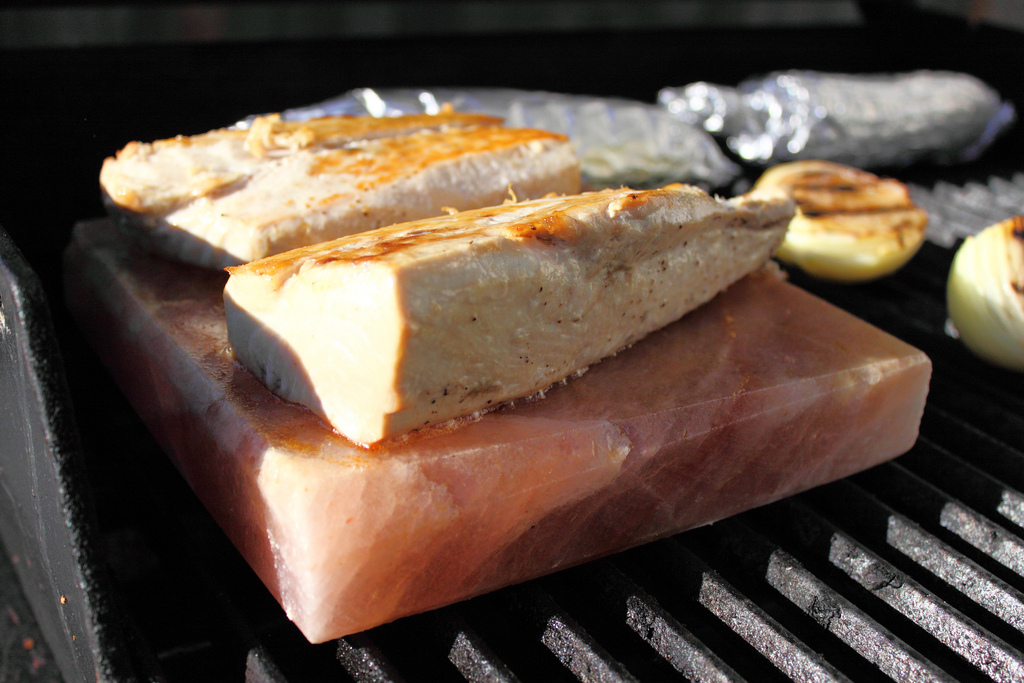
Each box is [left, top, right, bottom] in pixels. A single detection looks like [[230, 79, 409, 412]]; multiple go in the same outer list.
[[63, 219, 932, 643]]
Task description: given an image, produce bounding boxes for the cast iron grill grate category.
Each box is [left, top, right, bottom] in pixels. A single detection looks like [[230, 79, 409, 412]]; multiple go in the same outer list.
[[3, 175, 1023, 682]]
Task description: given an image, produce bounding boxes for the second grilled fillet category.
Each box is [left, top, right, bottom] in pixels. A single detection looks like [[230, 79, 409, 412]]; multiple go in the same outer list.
[[100, 113, 581, 269], [223, 184, 794, 445]]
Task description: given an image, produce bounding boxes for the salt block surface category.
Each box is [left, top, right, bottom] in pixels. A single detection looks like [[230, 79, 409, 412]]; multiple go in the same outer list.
[[64, 219, 931, 643]]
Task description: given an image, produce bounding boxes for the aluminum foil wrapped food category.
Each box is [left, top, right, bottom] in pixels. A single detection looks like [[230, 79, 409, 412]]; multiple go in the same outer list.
[[239, 88, 740, 189], [658, 71, 1015, 169]]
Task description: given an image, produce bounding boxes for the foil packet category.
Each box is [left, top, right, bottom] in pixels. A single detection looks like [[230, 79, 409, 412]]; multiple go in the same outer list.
[[658, 70, 1015, 169], [239, 87, 740, 189]]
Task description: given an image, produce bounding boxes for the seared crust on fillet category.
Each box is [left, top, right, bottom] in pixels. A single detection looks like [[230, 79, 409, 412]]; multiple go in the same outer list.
[[224, 184, 794, 445], [100, 113, 579, 268], [101, 113, 504, 214]]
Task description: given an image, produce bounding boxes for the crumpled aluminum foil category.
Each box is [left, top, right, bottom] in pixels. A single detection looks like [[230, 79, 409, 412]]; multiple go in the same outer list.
[[658, 70, 1015, 169], [239, 87, 740, 189]]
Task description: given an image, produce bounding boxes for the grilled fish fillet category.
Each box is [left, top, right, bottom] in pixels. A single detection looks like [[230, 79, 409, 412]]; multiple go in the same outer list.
[[224, 184, 794, 445], [100, 113, 580, 268]]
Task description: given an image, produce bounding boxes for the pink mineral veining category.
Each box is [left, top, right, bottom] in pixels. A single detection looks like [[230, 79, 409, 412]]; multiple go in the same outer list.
[[65, 219, 931, 643]]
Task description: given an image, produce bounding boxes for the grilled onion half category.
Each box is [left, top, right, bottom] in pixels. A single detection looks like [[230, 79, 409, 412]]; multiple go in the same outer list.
[[754, 161, 928, 283], [947, 216, 1024, 372]]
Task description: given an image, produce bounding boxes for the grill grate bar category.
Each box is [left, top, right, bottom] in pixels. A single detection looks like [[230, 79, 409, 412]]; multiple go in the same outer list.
[[965, 181, 1024, 217], [690, 517, 954, 683], [582, 561, 743, 683], [910, 178, 1016, 247], [938, 501, 1024, 583], [826, 531, 1024, 683], [337, 633, 405, 683], [885, 507, 1024, 636], [854, 460, 1024, 582], [761, 497, 1024, 682], [937, 181, 1016, 221], [442, 593, 581, 681], [431, 610, 521, 683], [535, 559, 743, 682], [984, 175, 1024, 207], [695, 570, 852, 683], [763, 548, 955, 683], [622, 542, 794, 682], [245, 646, 291, 683], [805, 480, 1024, 644], [508, 584, 640, 683], [649, 538, 853, 683]]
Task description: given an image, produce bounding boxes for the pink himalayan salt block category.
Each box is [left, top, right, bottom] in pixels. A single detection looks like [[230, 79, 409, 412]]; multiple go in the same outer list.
[[64, 219, 931, 643]]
